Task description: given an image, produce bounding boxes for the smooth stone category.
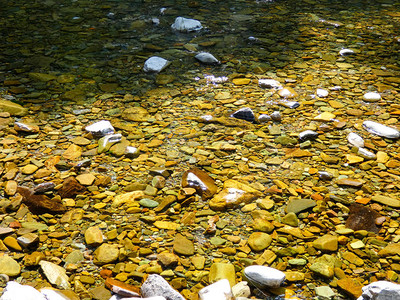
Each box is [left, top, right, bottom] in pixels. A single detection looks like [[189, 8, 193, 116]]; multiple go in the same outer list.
[[286, 198, 316, 214], [244, 265, 285, 289], [39, 261, 70, 289], [195, 52, 219, 64], [199, 279, 233, 300], [248, 232, 272, 252], [173, 234, 194, 256], [0, 281, 45, 300], [371, 194, 400, 208], [141, 274, 185, 300], [143, 56, 169, 73], [182, 168, 218, 199], [209, 263, 236, 287], [85, 226, 104, 247], [0, 255, 21, 276], [299, 130, 318, 141], [313, 235, 338, 252], [93, 244, 119, 265], [363, 121, 400, 139], [347, 132, 364, 148], [363, 92, 381, 102], [171, 17, 202, 32], [85, 120, 114, 137], [230, 107, 255, 123], [357, 281, 400, 300], [337, 277, 363, 299]]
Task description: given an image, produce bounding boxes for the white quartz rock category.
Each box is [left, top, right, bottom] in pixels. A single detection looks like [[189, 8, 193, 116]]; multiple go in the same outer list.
[[143, 56, 169, 73], [258, 79, 282, 89], [195, 52, 220, 64], [357, 281, 400, 300], [363, 121, 400, 139], [85, 120, 114, 137], [0, 282, 45, 300], [39, 261, 71, 289], [347, 132, 364, 148], [316, 88, 329, 98], [171, 17, 202, 32], [199, 279, 233, 300], [363, 92, 381, 102], [244, 265, 286, 289]]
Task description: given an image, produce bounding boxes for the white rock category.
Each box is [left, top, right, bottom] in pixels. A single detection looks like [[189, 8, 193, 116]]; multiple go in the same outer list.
[[39, 261, 71, 289], [244, 265, 285, 289], [232, 281, 251, 298], [0, 281, 45, 300], [143, 56, 169, 73], [357, 147, 376, 160], [199, 279, 233, 300], [363, 92, 381, 102], [258, 79, 282, 89], [339, 48, 355, 56], [195, 52, 220, 64], [141, 274, 185, 300], [85, 120, 114, 137], [171, 17, 202, 32], [316, 88, 329, 98], [357, 281, 400, 300], [363, 120, 400, 139], [347, 132, 364, 148]]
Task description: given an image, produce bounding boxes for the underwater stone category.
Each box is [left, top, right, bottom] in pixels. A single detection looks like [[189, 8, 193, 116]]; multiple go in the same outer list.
[[362, 121, 400, 139], [230, 107, 255, 123]]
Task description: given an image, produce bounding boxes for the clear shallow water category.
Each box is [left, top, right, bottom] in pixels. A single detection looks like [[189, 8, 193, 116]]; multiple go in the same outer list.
[[1, 0, 399, 104]]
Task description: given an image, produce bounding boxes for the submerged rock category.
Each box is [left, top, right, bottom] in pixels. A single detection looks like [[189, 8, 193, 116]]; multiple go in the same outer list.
[[143, 56, 169, 73], [244, 265, 285, 289], [362, 121, 400, 139], [195, 52, 220, 64], [171, 17, 202, 32]]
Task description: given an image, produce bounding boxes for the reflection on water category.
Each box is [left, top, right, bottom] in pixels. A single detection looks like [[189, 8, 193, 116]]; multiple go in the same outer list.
[[1, 0, 399, 104]]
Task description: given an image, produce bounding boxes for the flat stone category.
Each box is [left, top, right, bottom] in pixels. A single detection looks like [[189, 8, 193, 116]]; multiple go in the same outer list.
[[248, 232, 272, 252], [173, 234, 194, 256], [209, 263, 236, 287], [39, 260, 70, 289], [0, 255, 21, 276]]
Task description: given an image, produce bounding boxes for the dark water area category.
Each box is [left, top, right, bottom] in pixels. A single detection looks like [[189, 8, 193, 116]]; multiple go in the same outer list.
[[1, 0, 399, 104]]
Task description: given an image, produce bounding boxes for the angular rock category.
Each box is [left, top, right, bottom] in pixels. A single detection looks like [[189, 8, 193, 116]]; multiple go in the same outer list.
[[17, 186, 66, 215], [171, 17, 202, 32], [195, 52, 219, 64], [244, 265, 285, 289], [141, 274, 185, 300], [199, 279, 233, 300], [346, 203, 381, 233], [39, 261, 70, 289], [209, 263, 236, 287], [363, 121, 400, 139], [85, 120, 114, 137], [143, 56, 169, 73], [357, 281, 400, 300], [230, 107, 255, 123], [182, 168, 218, 199]]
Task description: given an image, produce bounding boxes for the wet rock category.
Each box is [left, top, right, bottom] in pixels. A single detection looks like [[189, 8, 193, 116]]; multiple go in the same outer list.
[[171, 17, 202, 32], [182, 168, 218, 199], [195, 52, 219, 64], [17, 186, 66, 215], [199, 279, 233, 300], [0, 255, 20, 277], [346, 203, 381, 233], [173, 234, 194, 256], [299, 130, 318, 142], [362, 121, 400, 139], [143, 56, 169, 73], [0, 281, 45, 300], [244, 265, 285, 289], [363, 92, 381, 102], [248, 232, 272, 252], [58, 176, 85, 199], [93, 244, 119, 265], [141, 274, 185, 300], [39, 260, 70, 289], [313, 235, 338, 252], [357, 281, 400, 300], [348, 132, 364, 148], [210, 179, 262, 210], [85, 120, 115, 137], [230, 107, 255, 123], [337, 277, 363, 299]]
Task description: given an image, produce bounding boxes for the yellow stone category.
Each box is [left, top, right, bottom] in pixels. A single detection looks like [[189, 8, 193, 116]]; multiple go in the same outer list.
[[314, 112, 335, 121], [62, 144, 82, 160]]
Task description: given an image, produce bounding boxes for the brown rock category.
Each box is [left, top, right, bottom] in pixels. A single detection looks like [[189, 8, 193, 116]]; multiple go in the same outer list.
[[17, 186, 66, 215], [181, 168, 218, 199]]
